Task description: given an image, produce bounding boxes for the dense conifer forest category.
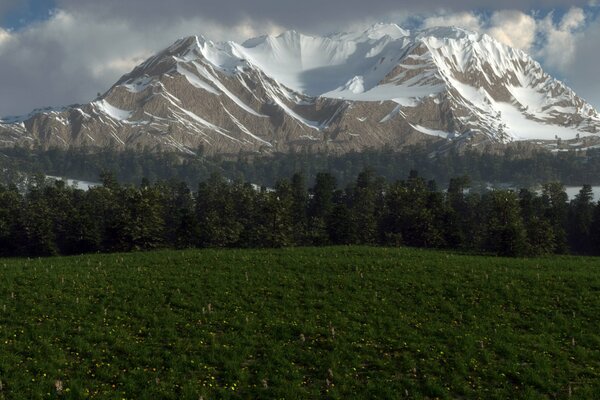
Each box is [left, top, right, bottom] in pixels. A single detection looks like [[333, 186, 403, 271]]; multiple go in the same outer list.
[[2, 167, 600, 258], [2, 144, 600, 188]]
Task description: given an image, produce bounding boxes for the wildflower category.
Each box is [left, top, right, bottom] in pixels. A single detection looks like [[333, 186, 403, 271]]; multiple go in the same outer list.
[[54, 380, 63, 395]]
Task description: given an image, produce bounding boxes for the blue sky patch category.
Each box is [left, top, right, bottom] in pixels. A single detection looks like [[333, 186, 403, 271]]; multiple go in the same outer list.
[[1, 0, 56, 30]]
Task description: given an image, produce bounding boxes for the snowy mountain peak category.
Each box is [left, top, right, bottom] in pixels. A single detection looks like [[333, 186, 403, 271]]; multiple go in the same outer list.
[[360, 22, 410, 40], [329, 22, 410, 42], [1, 24, 599, 155], [418, 26, 481, 41]]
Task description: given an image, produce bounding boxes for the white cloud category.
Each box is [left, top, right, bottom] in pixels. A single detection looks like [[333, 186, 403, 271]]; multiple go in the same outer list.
[[422, 10, 537, 51], [0, 27, 11, 46], [0, 9, 287, 116], [563, 15, 600, 106], [538, 8, 586, 71], [561, 7, 586, 30], [487, 10, 537, 51], [422, 11, 482, 31]]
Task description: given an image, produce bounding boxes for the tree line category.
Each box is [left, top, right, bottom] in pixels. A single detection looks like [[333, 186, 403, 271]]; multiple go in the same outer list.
[[1, 170, 600, 258], [3, 143, 600, 189]]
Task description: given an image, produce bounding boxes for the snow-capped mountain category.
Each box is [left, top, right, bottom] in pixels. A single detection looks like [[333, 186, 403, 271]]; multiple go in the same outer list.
[[1, 23, 599, 155]]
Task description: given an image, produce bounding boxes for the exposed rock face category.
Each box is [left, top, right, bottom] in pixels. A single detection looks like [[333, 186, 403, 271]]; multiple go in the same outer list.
[[1, 24, 599, 155]]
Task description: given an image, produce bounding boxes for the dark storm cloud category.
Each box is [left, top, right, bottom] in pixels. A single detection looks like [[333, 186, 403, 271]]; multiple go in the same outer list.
[[57, 0, 591, 29]]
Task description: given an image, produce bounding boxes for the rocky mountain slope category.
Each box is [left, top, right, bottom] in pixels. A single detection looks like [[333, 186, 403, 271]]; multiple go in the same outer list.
[[1, 23, 599, 155]]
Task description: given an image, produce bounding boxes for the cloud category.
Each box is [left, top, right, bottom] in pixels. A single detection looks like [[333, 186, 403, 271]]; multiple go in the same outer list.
[[422, 12, 482, 31], [538, 8, 587, 71], [0, 2, 599, 117], [0, 9, 289, 116], [561, 14, 600, 106], [422, 10, 537, 51], [0, 27, 12, 45], [54, 0, 593, 33], [487, 10, 537, 51]]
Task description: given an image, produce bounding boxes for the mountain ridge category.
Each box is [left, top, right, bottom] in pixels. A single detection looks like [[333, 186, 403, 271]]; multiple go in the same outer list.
[[1, 23, 599, 155]]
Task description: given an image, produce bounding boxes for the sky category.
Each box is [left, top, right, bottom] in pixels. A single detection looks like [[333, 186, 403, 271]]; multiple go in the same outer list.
[[1, 0, 600, 117]]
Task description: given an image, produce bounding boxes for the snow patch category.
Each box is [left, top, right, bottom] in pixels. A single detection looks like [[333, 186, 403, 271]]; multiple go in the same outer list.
[[190, 61, 267, 117], [93, 100, 132, 121], [176, 64, 220, 94], [268, 90, 322, 130], [122, 75, 153, 93], [223, 106, 272, 147], [410, 124, 453, 139], [342, 76, 365, 94]]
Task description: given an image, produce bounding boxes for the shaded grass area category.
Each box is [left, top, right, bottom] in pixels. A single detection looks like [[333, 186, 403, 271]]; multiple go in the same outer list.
[[0, 247, 599, 399]]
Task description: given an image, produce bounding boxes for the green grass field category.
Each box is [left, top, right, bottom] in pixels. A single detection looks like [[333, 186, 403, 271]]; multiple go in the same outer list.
[[1, 247, 599, 399]]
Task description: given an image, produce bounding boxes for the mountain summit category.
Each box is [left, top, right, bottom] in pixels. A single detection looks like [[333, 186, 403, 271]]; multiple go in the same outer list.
[[2, 23, 599, 154]]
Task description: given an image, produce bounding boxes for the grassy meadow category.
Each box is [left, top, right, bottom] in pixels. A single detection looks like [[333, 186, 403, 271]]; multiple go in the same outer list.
[[0, 247, 599, 399]]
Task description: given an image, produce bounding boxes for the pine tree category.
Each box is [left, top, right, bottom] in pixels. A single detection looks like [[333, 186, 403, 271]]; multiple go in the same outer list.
[[519, 188, 555, 256], [125, 184, 165, 250], [351, 168, 378, 245], [589, 202, 600, 255], [444, 176, 471, 248], [161, 181, 197, 249], [0, 185, 23, 256], [382, 173, 443, 248], [263, 180, 295, 248], [308, 173, 336, 245], [21, 187, 58, 256], [567, 184, 594, 254], [290, 173, 309, 245], [196, 173, 241, 247], [541, 182, 569, 253], [327, 201, 355, 245], [482, 190, 527, 257]]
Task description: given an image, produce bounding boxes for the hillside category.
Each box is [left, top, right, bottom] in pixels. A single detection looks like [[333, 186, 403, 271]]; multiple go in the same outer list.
[[0, 247, 599, 398]]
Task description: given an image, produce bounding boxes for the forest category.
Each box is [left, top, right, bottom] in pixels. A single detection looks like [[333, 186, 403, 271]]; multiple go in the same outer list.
[[1, 168, 599, 258], [2, 143, 600, 188]]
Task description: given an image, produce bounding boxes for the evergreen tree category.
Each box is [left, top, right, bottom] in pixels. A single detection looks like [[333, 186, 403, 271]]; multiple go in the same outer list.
[[231, 181, 260, 247], [589, 202, 600, 255], [70, 189, 102, 254], [21, 187, 59, 256], [125, 184, 165, 250], [567, 184, 594, 254], [541, 182, 569, 253], [519, 188, 555, 256], [262, 180, 295, 248], [196, 173, 242, 247], [351, 168, 378, 245], [327, 201, 355, 245], [0, 185, 23, 256], [161, 181, 198, 249], [382, 172, 444, 248], [444, 176, 471, 248], [308, 173, 336, 245], [482, 190, 527, 257], [290, 173, 309, 245]]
